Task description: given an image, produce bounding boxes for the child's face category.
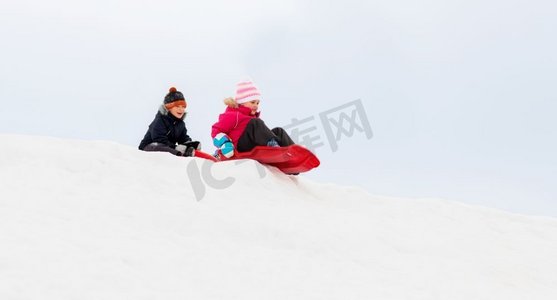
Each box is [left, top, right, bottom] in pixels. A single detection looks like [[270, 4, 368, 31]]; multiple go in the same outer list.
[[241, 100, 260, 115], [169, 105, 186, 119]]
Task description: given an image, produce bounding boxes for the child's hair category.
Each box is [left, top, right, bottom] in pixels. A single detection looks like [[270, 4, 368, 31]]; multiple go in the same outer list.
[[223, 97, 238, 108]]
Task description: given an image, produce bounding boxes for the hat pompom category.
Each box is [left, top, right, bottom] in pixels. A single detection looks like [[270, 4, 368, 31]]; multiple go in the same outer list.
[[164, 87, 185, 104]]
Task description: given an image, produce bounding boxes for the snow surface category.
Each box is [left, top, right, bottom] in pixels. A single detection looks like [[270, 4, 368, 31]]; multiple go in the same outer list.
[[1, 134, 557, 299]]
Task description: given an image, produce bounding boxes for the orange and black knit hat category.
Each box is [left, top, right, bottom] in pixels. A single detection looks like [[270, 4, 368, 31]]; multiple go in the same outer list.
[[164, 87, 187, 109]]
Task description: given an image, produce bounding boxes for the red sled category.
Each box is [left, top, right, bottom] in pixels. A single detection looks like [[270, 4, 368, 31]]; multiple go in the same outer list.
[[196, 145, 320, 174], [228, 145, 320, 174], [193, 150, 219, 162]]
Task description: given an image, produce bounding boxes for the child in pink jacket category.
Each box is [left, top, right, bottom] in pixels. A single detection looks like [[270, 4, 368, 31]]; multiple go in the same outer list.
[[211, 80, 294, 159]]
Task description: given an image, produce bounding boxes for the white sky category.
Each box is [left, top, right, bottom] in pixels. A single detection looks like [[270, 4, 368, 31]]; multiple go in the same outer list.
[[1, 0, 556, 216]]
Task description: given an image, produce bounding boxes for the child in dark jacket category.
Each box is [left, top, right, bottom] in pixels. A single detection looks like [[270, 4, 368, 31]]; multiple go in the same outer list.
[[139, 87, 201, 157], [211, 80, 294, 159]]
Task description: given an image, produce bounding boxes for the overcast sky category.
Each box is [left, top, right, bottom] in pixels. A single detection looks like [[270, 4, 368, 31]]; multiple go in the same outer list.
[[1, 0, 556, 216]]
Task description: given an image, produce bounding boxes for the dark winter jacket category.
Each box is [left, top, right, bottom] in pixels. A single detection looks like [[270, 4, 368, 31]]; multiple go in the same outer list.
[[139, 105, 192, 150]]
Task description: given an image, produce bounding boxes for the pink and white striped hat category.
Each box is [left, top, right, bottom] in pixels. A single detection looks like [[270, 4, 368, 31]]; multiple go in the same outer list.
[[234, 81, 261, 104]]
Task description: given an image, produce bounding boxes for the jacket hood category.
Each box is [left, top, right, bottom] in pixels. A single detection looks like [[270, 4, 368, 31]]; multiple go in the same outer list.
[[226, 105, 260, 118]]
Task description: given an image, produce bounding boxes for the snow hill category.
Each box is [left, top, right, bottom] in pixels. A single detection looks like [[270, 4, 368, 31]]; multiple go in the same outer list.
[[1, 135, 557, 300]]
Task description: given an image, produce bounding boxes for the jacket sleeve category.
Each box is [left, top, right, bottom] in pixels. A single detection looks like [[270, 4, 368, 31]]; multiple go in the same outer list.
[[149, 115, 174, 147], [177, 124, 192, 144], [211, 112, 238, 139]]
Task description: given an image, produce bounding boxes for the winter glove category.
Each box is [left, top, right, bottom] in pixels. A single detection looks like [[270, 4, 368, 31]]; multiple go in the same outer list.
[[184, 140, 201, 150], [175, 144, 188, 155], [183, 147, 195, 157], [213, 133, 234, 158], [175, 144, 196, 157]]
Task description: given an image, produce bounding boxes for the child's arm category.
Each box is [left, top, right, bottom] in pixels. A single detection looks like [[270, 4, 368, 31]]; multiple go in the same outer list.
[[211, 113, 237, 139], [211, 113, 237, 158], [178, 129, 202, 150], [177, 127, 192, 145], [149, 122, 174, 146]]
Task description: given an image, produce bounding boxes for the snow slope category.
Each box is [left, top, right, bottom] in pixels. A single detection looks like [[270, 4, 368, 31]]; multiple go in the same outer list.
[[1, 134, 557, 300]]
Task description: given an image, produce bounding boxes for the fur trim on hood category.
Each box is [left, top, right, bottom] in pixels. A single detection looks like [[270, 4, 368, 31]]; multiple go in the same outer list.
[[158, 104, 187, 120]]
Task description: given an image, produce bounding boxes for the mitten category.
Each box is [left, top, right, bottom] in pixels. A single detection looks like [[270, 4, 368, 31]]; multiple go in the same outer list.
[[213, 133, 231, 147], [175, 144, 188, 155], [184, 140, 201, 150], [213, 133, 234, 158], [176, 144, 196, 157]]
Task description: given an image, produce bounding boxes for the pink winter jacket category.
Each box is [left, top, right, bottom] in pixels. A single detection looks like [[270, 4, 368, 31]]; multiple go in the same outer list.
[[211, 105, 261, 147]]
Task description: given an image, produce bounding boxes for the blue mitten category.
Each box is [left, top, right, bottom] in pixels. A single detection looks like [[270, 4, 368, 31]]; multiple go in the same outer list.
[[213, 133, 234, 158], [213, 133, 230, 147]]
